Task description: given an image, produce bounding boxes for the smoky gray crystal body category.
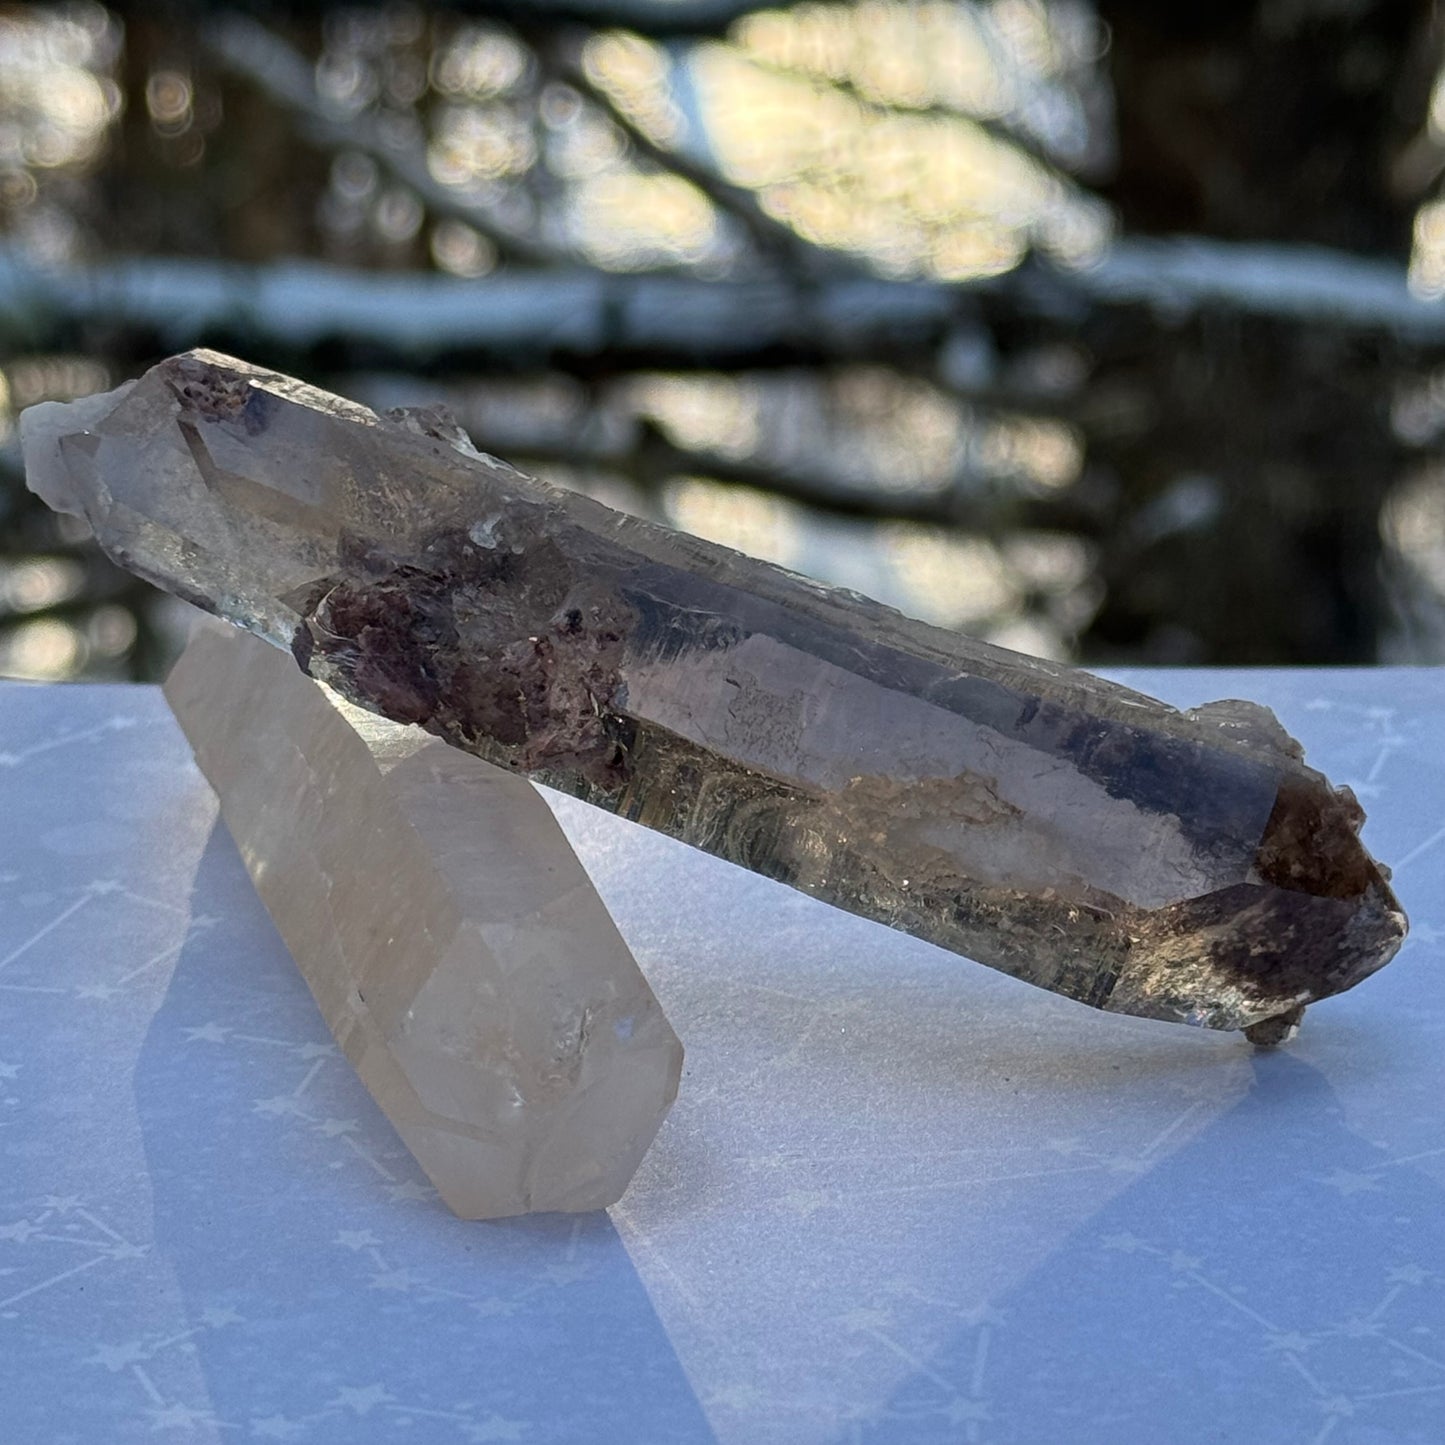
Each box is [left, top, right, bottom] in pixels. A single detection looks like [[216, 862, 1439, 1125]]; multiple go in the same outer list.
[[22, 350, 1407, 1037]]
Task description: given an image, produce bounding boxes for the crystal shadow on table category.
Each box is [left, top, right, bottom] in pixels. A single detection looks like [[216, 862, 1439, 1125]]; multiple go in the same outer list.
[[843, 1048, 1445, 1445], [132, 822, 717, 1445]]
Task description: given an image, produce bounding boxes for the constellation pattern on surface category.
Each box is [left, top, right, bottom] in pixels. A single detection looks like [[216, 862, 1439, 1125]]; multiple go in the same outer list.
[[1, 675, 1442, 1444]]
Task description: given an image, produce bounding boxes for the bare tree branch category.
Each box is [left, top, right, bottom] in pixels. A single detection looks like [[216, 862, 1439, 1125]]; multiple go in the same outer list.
[[203, 14, 565, 267], [540, 33, 841, 275], [494, 422, 1100, 532], [349, 369, 1090, 528]]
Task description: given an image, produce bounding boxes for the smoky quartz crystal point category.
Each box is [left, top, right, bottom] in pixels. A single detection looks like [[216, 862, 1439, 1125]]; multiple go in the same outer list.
[[22, 350, 1407, 1039]]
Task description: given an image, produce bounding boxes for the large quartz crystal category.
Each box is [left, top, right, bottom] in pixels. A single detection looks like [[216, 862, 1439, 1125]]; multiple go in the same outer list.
[[23, 351, 1407, 1040], [165, 621, 682, 1217]]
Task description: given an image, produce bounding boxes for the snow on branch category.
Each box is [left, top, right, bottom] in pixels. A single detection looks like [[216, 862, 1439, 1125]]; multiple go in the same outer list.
[[6, 239, 1445, 368], [0, 251, 964, 365]]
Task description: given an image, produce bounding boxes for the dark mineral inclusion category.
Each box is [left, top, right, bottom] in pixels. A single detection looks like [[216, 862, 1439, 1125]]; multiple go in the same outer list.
[[22, 351, 1408, 1041]]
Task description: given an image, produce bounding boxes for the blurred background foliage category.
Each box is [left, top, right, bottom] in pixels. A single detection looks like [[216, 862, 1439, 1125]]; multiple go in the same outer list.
[[3, 0, 1445, 681]]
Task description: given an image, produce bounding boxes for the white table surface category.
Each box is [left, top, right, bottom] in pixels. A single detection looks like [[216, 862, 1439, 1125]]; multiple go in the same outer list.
[[0, 669, 1441, 1445]]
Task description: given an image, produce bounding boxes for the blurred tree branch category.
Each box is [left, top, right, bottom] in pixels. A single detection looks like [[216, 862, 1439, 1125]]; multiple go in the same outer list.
[[537, 29, 841, 276], [462, 417, 1104, 532], [203, 15, 564, 267]]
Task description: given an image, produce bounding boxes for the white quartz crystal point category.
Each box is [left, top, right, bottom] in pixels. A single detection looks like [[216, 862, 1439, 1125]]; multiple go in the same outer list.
[[164, 623, 682, 1219]]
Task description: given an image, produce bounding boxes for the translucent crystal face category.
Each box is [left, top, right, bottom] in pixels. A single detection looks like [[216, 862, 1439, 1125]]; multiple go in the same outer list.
[[24, 350, 1407, 1037], [165, 624, 682, 1219]]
